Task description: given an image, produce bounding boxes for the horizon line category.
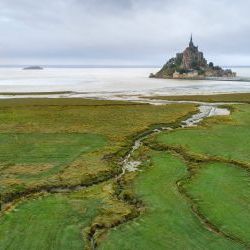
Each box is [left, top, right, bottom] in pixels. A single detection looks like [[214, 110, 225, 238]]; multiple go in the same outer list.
[[0, 64, 250, 68]]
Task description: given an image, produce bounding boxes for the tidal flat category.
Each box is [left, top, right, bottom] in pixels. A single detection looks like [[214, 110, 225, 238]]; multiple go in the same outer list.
[[0, 95, 249, 249]]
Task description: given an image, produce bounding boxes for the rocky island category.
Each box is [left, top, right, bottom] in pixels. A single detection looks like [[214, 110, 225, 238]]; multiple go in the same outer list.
[[23, 66, 44, 70], [150, 35, 236, 79]]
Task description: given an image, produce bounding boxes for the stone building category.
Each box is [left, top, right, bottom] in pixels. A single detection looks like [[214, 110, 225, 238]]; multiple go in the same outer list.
[[150, 35, 236, 79], [181, 35, 207, 70]]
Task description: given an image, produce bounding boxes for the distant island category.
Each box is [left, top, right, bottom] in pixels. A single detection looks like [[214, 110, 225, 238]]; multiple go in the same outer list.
[[23, 66, 43, 70], [150, 35, 236, 79]]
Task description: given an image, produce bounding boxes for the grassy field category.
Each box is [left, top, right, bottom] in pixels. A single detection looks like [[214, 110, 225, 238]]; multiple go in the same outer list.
[[0, 96, 249, 249], [0, 192, 99, 250], [0, 98, 195, 202], [99, 101, 250, 249], [157, 104, 250, 163], [0, 133, 105, 166], [0, 181, 134, 250], [100, 152, 243, 250], [0, 98, 196, 249], [185, 162, 250, 245], [0, 133, 106, 198]]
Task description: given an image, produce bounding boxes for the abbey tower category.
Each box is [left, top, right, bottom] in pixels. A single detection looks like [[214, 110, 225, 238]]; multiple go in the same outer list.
[[150, 35, 236, 79]]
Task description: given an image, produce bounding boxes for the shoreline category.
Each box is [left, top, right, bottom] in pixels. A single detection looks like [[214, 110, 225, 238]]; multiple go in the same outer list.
[[0, 91, 250, 101], [151, 76, 250, 82]]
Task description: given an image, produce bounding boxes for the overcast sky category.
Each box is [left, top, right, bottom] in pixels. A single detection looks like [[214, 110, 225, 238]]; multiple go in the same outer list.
[[0, 0, 249, 66]]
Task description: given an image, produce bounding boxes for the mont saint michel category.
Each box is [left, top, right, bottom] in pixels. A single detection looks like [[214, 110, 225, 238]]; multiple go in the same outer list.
[[0, 1, 250, 250], [150, 35, 236, 79]]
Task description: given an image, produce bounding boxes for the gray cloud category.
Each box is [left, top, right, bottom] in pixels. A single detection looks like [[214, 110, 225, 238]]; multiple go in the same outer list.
[[0, 0, 249, 65]]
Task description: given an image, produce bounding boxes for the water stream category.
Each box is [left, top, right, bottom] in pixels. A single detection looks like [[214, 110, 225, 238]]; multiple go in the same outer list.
[[120, 102, 230, 175], [1, 99, 231, 209]]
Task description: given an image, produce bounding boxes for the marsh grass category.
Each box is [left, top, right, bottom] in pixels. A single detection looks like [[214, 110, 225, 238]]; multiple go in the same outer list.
[[157, 104, 250, 163], [0, 181, 134, 250], [0, 98, 195, 205], [184, 162, 250, 245], [1, 96, 249, 249], [100, 151, 243, 250], [97, 100, 250, 249]]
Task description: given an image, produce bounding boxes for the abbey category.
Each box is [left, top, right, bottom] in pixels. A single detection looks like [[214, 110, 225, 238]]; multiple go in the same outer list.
[[150, 35, 236, 79]]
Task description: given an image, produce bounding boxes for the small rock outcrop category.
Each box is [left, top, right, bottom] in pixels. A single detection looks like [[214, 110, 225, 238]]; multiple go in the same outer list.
[[150, 35, 236, 79], [23, 66, 43, 70]]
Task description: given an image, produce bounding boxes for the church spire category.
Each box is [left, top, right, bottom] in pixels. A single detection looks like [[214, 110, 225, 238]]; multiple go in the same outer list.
[[189, 33, 194, 47]]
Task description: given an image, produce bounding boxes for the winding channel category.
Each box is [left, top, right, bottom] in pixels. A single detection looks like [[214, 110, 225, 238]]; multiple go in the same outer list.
[[120, 101, 230, 175], [1, 98, 244, 249], [88, 100, 238, 249]]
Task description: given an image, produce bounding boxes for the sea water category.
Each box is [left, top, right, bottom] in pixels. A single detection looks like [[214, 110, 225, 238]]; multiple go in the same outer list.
[[0, 67, 249, 98]]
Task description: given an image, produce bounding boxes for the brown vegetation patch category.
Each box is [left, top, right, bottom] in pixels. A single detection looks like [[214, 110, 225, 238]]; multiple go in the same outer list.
[[1, 164, 54, 175]]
